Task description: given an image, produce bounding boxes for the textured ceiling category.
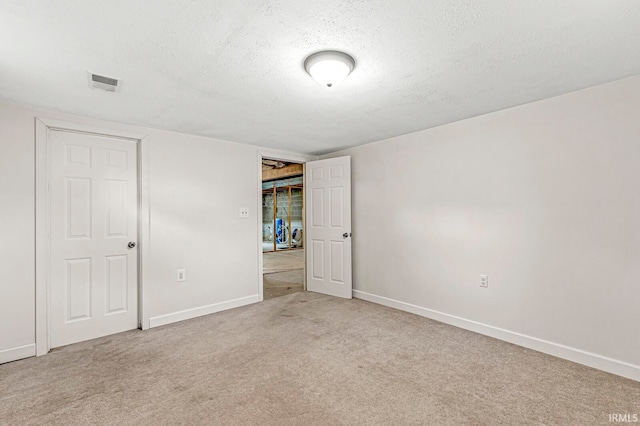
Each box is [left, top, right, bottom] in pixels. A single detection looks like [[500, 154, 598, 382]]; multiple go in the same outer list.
[[1, 1, 639, 155]]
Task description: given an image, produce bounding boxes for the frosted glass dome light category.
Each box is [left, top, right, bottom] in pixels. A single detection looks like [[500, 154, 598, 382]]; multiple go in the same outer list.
[[304, 51, 355, 88]]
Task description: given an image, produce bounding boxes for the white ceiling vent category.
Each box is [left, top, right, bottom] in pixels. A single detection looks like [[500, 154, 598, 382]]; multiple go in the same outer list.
[[88, 72, 121, 92]]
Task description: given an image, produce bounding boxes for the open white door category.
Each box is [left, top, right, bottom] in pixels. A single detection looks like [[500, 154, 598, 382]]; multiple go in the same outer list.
[[305, 156, 352, 298]]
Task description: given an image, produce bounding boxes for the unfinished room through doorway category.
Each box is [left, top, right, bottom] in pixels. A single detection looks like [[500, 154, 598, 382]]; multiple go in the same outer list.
[[260, 157, 305, 300]]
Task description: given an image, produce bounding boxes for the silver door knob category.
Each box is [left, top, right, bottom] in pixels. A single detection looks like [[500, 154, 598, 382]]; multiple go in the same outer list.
[[128, 242, 136, 249]]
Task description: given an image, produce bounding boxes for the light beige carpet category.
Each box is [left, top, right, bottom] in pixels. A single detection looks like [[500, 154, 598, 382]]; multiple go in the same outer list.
[[1, 292, 638, 425]]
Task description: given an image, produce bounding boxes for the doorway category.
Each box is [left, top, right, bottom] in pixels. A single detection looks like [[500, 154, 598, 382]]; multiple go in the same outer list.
[[261, 158, 305, 300]]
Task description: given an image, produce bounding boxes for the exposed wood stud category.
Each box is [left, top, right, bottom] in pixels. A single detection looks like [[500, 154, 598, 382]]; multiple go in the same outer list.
[[262, 163, 303, 181]]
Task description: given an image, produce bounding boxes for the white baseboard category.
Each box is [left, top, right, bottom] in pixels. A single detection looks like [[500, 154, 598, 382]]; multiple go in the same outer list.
[[0, 344, 36, 364], [148, 294, 260, 329], [353, 290, 640, 382]]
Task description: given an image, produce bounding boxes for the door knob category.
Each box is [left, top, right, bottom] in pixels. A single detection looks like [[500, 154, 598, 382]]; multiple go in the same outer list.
[[128, 241, 136, 249], [343, 233, 351, 238]]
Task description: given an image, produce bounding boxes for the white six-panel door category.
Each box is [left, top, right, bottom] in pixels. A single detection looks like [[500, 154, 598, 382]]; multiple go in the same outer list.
[[49, 130, 138, 348], [305, 156, 352, 298]]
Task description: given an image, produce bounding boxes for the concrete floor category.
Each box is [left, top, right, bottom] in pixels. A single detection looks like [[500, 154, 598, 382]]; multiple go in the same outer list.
[[263, 270, 304, 300], [262, 241, 292, 251], [263, 249, 304, 300], [262, 250, 304, 274]]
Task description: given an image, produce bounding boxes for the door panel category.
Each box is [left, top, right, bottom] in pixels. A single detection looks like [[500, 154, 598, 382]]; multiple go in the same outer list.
[[330, 241, 344, 283], [105, 179, 128, 237], [306, 156, 352, 298], [66, 177, 92, 238], [66, 257, 92, 321], [50, 130, 138, 348], [311, 188, 324, 226], [312, 240, 325, 280], [105, 255, 128, 314]]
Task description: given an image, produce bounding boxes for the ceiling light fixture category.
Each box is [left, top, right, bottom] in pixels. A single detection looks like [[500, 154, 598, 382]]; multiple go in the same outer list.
[[304, 50, 355, 88]]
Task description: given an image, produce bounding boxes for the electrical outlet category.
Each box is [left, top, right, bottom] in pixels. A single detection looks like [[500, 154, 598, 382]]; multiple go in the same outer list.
[[239, 207, 250, 218], [177, 268, 186, 282], [480, 275, 488, 288]]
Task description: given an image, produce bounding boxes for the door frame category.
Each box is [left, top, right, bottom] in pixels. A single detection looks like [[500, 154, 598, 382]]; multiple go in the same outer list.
[[256, 151, 315, 301], [35, 118, 150, 356]]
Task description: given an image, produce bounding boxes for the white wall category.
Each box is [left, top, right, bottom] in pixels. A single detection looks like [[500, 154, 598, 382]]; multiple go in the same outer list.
[[143, 127, 261, 326], [0, 102, 309, 360], [325, 75, 640, 380], [0, 104, 36, 361]]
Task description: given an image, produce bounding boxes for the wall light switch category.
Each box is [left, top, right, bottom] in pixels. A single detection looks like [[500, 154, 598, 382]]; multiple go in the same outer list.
[[480, 275, 488, 288], [177, 268, 186, 282], [239, 207, 250, 218]]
